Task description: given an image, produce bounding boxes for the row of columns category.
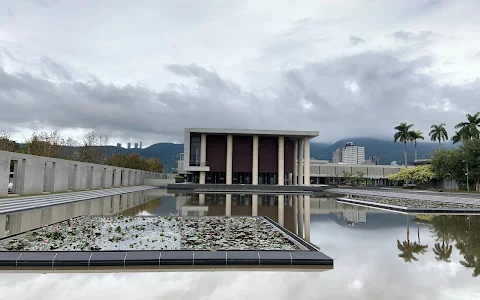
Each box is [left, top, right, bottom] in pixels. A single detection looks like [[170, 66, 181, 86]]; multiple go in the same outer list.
[[198, 134, 312, 186]]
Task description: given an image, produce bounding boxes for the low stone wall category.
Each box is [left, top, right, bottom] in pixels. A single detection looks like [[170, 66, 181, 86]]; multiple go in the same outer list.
[[0, 150, 164, 197], [143, 178, 176, 186], [166, 183, 332, 192]]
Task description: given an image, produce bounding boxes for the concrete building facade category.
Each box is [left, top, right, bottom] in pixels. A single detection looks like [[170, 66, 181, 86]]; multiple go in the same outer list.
[[332, 148, 342, 164], [179, 128, 319, 186], [341, 142, 365, 164], [309, 159, 402, 186], [0, 150, 164, 197]]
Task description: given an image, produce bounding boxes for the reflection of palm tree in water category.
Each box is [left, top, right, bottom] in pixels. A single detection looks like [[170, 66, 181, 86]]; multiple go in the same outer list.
[[397, 215, 428, 262], [457, 242, 480, 277], [433, 242, 453, 262]]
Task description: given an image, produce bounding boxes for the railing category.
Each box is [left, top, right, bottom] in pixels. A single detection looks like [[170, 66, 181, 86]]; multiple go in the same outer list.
[[188, 161, 210, 167]]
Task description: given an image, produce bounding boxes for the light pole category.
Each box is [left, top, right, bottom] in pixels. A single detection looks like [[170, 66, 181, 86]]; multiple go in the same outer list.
[[463, 160, 469, 192]]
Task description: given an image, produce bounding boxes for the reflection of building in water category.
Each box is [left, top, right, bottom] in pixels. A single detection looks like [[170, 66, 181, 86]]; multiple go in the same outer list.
[[344, 211, 367, 226], [0, 191, 163, 238], [178, 193, 299, 234]]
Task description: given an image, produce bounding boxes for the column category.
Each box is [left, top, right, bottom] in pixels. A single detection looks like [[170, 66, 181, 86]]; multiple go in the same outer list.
[[226, 134, 233, 184], [298, 140, 304, 185], [199, 193, 205, 205], [304, 137, 310, 186], [303, 137, 311, 241], [225, 194, 232, 216], [293, 140, 298, 186], [252, 135, 259, 185], [252, 194, 258, 216], [278, 136, 284, 185], [199, 133, 207, 184]]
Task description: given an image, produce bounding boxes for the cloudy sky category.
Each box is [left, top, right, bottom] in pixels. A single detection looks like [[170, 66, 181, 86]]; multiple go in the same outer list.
[[1, 0, 480, 147]]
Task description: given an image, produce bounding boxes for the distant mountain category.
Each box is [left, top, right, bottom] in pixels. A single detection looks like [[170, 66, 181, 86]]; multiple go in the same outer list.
[[109, 138, 454, 172]]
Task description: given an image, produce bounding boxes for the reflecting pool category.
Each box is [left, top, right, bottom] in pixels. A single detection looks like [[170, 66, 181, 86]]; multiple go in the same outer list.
[[1, 189, 480, 299]]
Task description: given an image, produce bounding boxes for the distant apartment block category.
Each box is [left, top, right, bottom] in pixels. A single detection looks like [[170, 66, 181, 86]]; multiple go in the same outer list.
[[366, 156, 380, 165], [139, 141, 142, 149], [127, 143, 131, 149], [341, 142, 365, 165], [332, 148, 342, 163], [134, 143, 139, 149], [116, 143, 122, 148]]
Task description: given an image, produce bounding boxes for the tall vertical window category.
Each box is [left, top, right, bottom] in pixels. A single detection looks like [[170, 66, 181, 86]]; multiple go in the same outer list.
[[190, 134, 201, 165]]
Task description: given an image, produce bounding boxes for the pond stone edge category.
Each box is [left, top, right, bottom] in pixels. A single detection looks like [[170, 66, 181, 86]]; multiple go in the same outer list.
[[0, 250, 333, 268], [337, 198, 480, 214]]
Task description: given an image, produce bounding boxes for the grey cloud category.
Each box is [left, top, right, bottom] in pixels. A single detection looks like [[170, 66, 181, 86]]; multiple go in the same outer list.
[[40, 57, 72, 81], [349, 35, 366, 46], [392, 30, 433, 42], [1, 45, 480, 144]]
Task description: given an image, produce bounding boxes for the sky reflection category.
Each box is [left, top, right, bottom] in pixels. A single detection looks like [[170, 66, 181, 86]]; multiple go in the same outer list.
[[1, 193, 480, 300]]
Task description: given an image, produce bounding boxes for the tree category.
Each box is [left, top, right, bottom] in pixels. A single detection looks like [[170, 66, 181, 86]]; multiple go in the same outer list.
[[429, 123, 449, 147], [394, 122, 413, 167], [77, 131, 109, 164], [105, 153, 163, 172], [26, 131, 64, 158], [454, 112, 480, 141], [430, 148, 464, 191], [388, 165, 436, 186], [409, 130, 424, 161], [0, 130, 20, 152], [460, 139, 480, 192]]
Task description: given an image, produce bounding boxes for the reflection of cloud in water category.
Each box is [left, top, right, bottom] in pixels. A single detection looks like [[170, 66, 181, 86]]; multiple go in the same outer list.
[[136, 210, 154, 216]]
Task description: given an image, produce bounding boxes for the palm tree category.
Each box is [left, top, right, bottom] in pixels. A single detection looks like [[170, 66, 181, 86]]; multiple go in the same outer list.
[[433, 242, 453, 262], [394, 122, 413, 167], [454, 112, 480, 141], [451, 128, 470, 144], [429, 123, 448, 148], [409, 130, 424, 161]]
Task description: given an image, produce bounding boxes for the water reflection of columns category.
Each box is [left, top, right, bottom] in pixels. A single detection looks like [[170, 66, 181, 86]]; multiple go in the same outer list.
[[199, 193, 205, 206], [298, 196, 304, 238], [225, 194, 232, 216], [304, 195, 311, 241], [252, 194, 258, 216], [293, 196, 298, 234], [278, 195, 284, 226]]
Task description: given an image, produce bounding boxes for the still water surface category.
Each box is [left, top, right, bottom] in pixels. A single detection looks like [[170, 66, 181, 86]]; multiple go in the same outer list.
[[1, 189, 480, 300]]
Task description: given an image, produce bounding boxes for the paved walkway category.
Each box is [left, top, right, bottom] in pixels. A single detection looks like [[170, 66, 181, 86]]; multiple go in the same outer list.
[[0, 186, 157, 215], [327, 188, 480, 206]]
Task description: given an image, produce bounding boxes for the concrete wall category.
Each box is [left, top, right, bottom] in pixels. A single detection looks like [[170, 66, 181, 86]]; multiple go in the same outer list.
[[310, 161, 402, 179], [0, 150, 164, 197]]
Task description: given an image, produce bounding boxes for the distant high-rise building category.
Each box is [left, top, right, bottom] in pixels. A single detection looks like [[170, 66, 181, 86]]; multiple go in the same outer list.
[[134, 143, 138, 149], [139, 141, 142, 149], [332, 148, 342, 163], [116, 143, 122, 148], [366, 156, 380, 165], [341, 142, 365, 164], [127, 142, 131, 149]]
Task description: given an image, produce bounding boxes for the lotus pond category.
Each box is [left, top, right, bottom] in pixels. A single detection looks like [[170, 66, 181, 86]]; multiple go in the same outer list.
[[0, 215, 300, 251]]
